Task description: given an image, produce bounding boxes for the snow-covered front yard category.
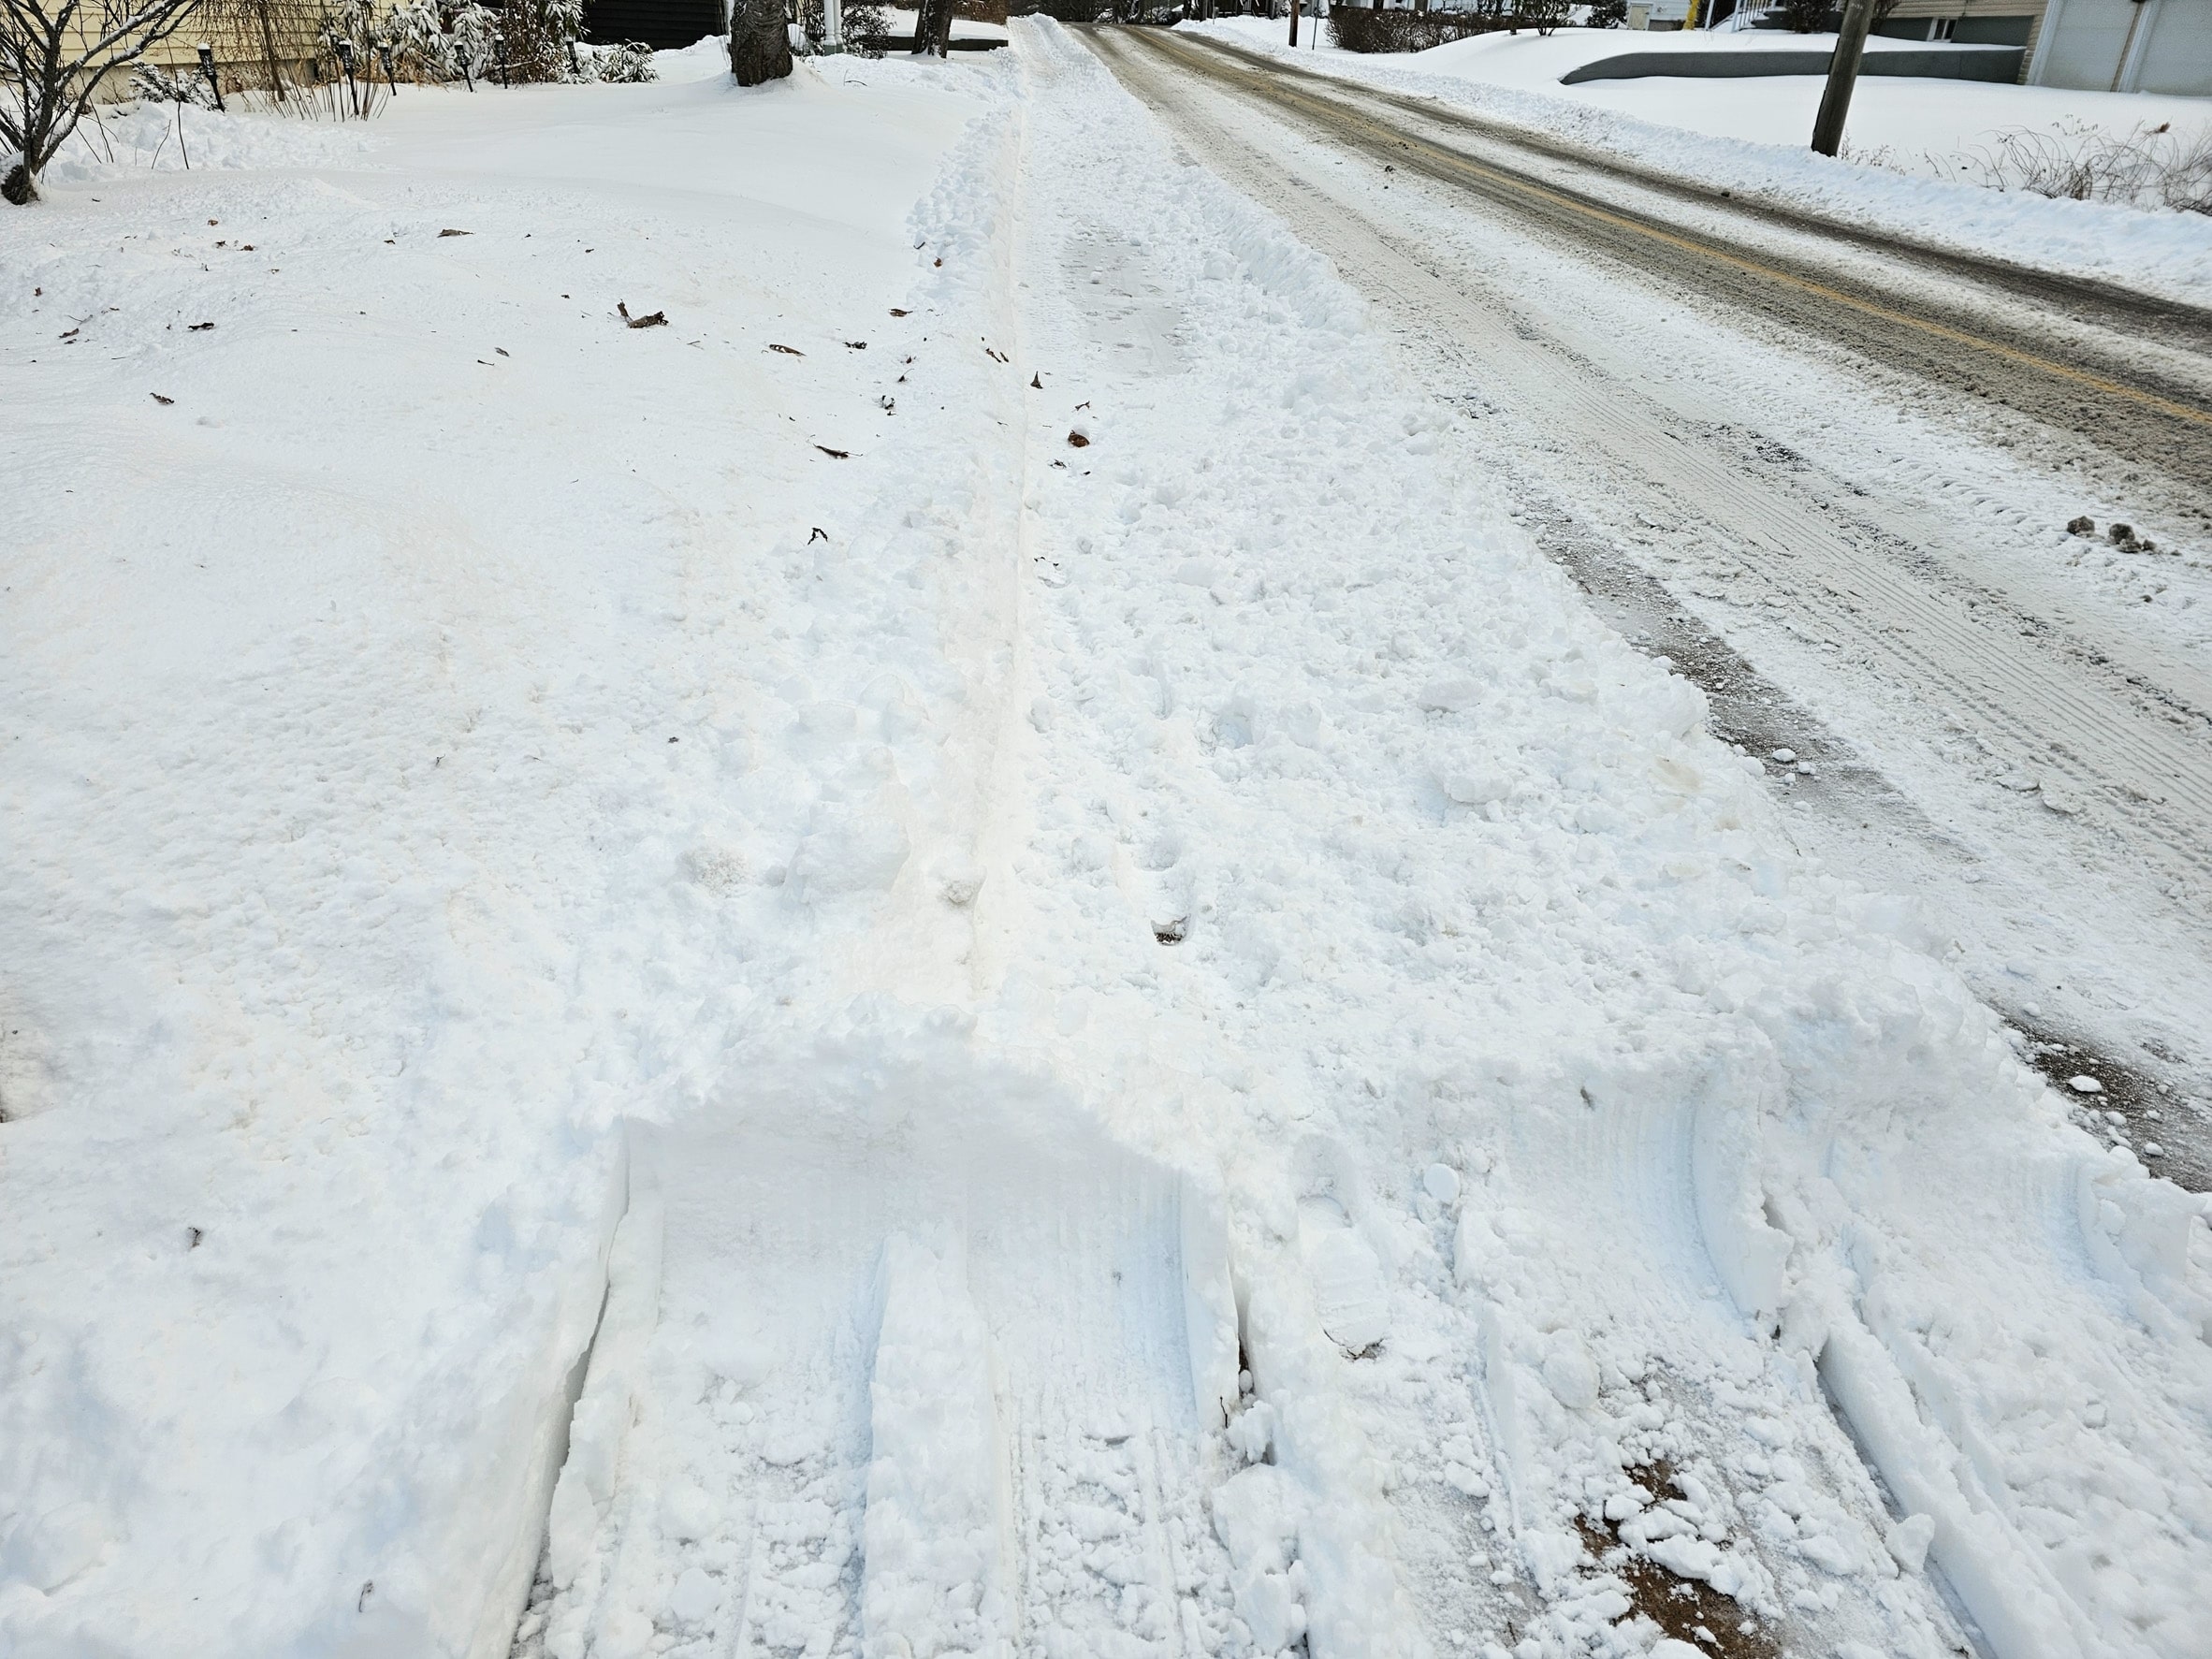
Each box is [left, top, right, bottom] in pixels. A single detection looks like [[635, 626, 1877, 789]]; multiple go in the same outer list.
[[3, 22, 2209, 1659], [3, 46, 1002, 1654]]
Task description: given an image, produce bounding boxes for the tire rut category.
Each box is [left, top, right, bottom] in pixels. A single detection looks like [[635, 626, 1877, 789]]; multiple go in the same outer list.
[[1082, 22, 2212, 889]]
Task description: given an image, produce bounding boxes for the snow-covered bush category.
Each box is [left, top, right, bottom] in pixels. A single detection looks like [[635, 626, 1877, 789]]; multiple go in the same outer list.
[[129, 63, 220, 109], [461, 0, 585, 81], [800, 0, 894, 54], [578, 39, 658, 80], [447, 0, 496, 86], [382, 0, 457, 80]]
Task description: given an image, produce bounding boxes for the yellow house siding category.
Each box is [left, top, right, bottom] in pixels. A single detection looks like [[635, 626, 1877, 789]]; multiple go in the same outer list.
[[61, 0, 329, 95]]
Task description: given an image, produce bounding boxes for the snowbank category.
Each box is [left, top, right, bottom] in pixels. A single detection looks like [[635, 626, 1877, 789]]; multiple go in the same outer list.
[[38, 98, 377, 185], [649, 36, 737, 80], [1183, 17, 2212, 302]]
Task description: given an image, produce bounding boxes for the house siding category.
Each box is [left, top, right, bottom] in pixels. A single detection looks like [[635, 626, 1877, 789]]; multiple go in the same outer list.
[[2028, 0, 2211, 93]]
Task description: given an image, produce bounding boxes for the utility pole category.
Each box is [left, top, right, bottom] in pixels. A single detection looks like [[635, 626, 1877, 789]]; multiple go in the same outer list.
[[1288, 0, 1300, 49], [1811, 0, 1877, 157]]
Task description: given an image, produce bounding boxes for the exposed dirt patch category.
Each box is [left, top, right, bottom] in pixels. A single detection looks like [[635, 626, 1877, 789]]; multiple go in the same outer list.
[[1578, 1462, 1780, 1659], [2004, 1012, 2210, 1193], [1517, 495, 1900, 820]]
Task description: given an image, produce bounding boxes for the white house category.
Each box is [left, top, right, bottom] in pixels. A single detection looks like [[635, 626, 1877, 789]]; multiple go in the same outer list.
[[1653, 0, 2210, 94], [2022, 0, 2209, 94]]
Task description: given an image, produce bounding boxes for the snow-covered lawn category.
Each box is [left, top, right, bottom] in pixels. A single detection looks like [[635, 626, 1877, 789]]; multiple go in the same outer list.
[[3, 20, 2210, 1659], [1186, 17, 2212, 299], [1, 50, 1003, 1655]]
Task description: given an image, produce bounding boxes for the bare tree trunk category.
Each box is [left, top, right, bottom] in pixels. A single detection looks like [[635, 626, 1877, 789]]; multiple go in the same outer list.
[[912, 0, 951, 56], [729, 0, 792, 83]]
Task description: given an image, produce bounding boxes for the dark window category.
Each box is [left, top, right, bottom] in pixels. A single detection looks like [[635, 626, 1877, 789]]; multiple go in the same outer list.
[[1953, 13, 2032, 46], [584, 0, 724, 48]]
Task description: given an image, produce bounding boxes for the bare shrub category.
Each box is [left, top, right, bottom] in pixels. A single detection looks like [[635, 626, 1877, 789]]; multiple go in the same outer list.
[[1944, 121, 2212, 216], [2, 0, 207, 200], [1328, 4, 1499, 54], [130, 59, 217, 106], [1521, 0, 1572, 34], [493, 0, 584, 81]]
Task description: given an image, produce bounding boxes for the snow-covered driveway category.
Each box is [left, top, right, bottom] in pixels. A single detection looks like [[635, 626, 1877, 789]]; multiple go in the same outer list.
[[3, 22, 2209, 1659]]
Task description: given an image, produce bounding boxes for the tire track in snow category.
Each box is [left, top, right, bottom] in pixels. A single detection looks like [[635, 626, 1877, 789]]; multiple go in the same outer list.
[[1088, 25, 2212, 885], [1112, 29, 2212, 483], [1086, 19, 2212, 1180]]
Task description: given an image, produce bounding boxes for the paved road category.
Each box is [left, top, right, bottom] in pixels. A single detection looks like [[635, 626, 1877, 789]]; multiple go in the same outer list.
[[1083, 23, 2212, 1186], [1093, 27, 2212, 488]]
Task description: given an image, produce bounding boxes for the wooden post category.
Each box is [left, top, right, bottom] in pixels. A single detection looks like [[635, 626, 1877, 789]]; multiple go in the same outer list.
[[1810, 0, 1878, 157], [1289, 0, 1301, 48]]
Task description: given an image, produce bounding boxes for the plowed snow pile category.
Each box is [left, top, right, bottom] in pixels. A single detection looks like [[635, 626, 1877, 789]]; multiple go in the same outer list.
[[2, 22, 2207, 1659]]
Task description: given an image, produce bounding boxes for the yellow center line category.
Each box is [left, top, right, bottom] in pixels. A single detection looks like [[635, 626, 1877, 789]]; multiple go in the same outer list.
[[1143, 33, 2212, 429]]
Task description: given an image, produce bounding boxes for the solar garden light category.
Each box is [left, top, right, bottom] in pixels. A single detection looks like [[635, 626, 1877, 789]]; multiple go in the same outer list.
[[196, 42, 226, 111], [494, 29, 508, 86], [336, 37, 357, 116], [377, 40, 399, 95]]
